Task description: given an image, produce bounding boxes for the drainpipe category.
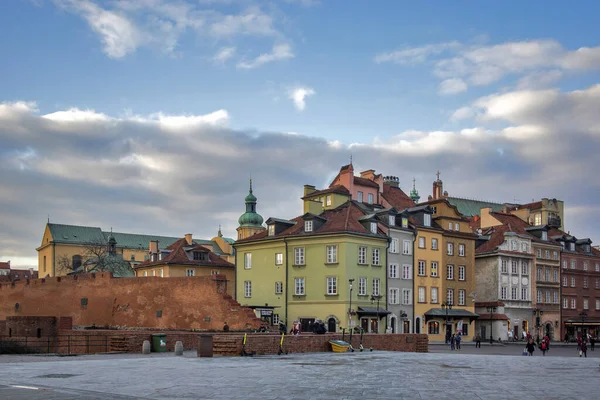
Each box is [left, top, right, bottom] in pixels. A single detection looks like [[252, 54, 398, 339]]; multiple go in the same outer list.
[[233, 246, 238, 301], [412, 230, 417, 333], [284, 238, 289, 327], [52, 242, 56, 277], [384, 234, 391, 333]]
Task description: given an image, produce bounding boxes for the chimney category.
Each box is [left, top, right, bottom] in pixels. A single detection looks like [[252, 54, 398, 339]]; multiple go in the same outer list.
[[303, 185, 316, 196], [383, 176, 399, 188], [360, 169, 376, 180], [149, 240, 158, 254], [185, 233, 193, 245]]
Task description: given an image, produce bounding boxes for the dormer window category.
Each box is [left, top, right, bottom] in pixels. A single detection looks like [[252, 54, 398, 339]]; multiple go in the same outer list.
[[268, 225, 275, 236], [423, 214, 431, 227], [367, 193, 374, 204], [370, 222, 377, 234], [570, 242, 575, 251], [193, 251, 208, 261], [389, 215, 396, 226], [357, 191, 363, 202], [402, 217, 408, 228], [542, 231, 548, 241], [305, 220, 313, 232], [585, 244, 591, 253]]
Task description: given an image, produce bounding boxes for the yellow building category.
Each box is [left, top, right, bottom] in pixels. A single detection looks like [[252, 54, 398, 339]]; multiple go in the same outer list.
[[37, 223, 235, 277]]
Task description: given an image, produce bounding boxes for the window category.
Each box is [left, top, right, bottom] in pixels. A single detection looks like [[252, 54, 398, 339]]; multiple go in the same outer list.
[[447, 243, 454, 256], [446, 264, 454, 280], [294, 248, 305, 265], [562, 260, 567, 269], [446, 289, 454, 304], [521, 261, 528, 275], [501, 260, 508, 273], [571, 277, 575, 287], [584, 262, 589, 271], [553, 269, 558, 283], [389, 215, 396, 226], [370, 222, 377, 234], [357, 191, 363, 202], [390, 238, 398, 253], [244, 281, 252, 297], [584, 277, 588, 288], [294, 278, 305, 295], [358, 277, 367, 296], [541, 230, 548, 240], [596, 279, 600, 289], [402, 288, 412, 305], [186, 269, 195, 276], [326, 245, 338, 263], [373, 278, 380, 296], [511, 240, 517, 251], [522, 287, 528, 301], [431, 238, 438, 250], [571, 298, 576, 309], [275, 281, 283, 294], [501, 287, 507, 300], [563, 297, 568, 309], [143, 271, 148, 277], [273, 314, 280, 325], [553, 251, 558, 260], [244, 253, 252, 269], [193, 251, 208, 261], [543, 250, 549, 259], [388, 288, 399, 304], [596, 263, 600, 272], [326, 277, 337, 295], [275, 253, 283, 265], [211, 270, 220, 275], [455, 223, 460, 231], [418, 287, 426, 303], [545, 268, 550, 282], [305, 220, 313, 232], [152, 270, 156, 276], [511, 287, 517, 300], [448, 222, 453, 230], [358, 246, 367, 264], [458, 289, 466, 305], [268, 225, 275, 236], [431, 287, 438, 303], [597, 300, 600, 310], [583, 298, 589, 310], [402, 264, 412, 280], [521, 243, 528, 252], [326, 196, 332, 206], [537, 249, 542, 258], [431, 262, 438, 277], [509, 260, 517, 274], [403, 240, 412, 255], [402, 217, 408, 228], [562, 276, 567, 287], [388, 264, 398, 279], [571, 260, 576, 269], [537, 290, 542, 303], [372, 248, 381, 265], [367, 193, 374, 204], [458, 244, 465, 256], [418, 237, 425, 248], [428, 321, 440, 334], [462, 322, 469, 336], [553, 291, 558, 304], [159, 269, 163, 277], [570, 242, 575, 251], [418, 260, 426, 276], [534, 213, 541, 225], [458, 265, 465, 281], [423, 214, 431, 226]]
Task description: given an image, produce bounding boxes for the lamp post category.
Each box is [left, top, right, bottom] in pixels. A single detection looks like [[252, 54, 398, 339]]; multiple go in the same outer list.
[[441, 302, 452, 343], [348, 279, 354, 329], [486, 305, 497, 345], [579, 311, 588, 340], [533, 308, 543, 344], [370, 294, 383, 333]]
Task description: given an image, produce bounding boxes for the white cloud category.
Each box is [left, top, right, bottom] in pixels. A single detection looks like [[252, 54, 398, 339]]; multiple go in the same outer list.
[[209, 6, 276, 37], [450, 106, 475, 121], [374, 41, 461, 65], [438, 78, 467, 95], [237, 43, 294, 69], [288, 87, 316, 111], [213, 47, 236, 63], [517, 70, 563, 90], [42, 108, 111, 122]]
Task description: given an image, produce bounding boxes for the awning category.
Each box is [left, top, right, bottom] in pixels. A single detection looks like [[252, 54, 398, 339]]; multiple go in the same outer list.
[[564, 319, 600, 326], [356, 307, 391, 319], [246, 305, 280, 317], [424, 308, 480, 323]]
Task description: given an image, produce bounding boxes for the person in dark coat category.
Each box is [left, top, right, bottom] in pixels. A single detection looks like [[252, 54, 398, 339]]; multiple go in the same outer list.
[[580, 341, 588, 357], [526, 339, 536, 356]]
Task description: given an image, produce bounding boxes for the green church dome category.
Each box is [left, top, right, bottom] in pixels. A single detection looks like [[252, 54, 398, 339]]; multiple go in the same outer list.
[[238, 179, 264, 227]]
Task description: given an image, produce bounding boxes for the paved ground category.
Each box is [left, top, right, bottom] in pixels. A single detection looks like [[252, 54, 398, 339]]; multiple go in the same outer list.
[[430, 342, 600, 357], [0, 350, 599, 399]]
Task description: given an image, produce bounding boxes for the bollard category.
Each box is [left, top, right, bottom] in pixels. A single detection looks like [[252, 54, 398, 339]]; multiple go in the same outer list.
[[174, 341, 184, 356], [142, 340, 151, 355], [197, 334, 214, 357]]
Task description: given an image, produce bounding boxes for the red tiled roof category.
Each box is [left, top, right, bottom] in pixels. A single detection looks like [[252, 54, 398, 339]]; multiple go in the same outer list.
[[6, 269, 38, 280], [381, 184, 415, 210], [0, 262, 9, 270], [302, 185, 350, 199], [519, 201, 543, 210], [136, 237, 233, 268], [353, 176, 379, 188], [475, 224, 511, 254], [548, 227, 600, 259], [237, 201, 383, 243]]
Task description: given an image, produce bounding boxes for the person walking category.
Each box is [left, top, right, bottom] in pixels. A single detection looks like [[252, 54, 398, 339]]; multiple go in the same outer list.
[[580, 340, 588, 358], [450, 334, 456, 351], [455, 333, 462, 350], [543, 335, 550, 352], [475, 333, 481, 348], [590, 336, 595, 351], [540, 339, 547, 356], [526, 338, 536, 356]]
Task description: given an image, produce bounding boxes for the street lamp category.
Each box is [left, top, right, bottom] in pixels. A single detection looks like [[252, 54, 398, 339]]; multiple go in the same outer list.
[[486, 305, 497, 345], [370, 294, 383, 333], [579, 311, 588, 340], [348, 279, 355, 329], [441, 302, 452, 343], [533, 308, 543, 344]]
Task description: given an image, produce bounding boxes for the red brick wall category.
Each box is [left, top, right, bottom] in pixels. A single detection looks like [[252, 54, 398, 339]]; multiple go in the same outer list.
[[0, 274, 261, 331], [5, 316, 58, 337]]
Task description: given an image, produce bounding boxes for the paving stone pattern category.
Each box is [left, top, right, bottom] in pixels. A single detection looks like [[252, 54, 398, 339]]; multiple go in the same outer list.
[[0, 351, 599, 399]]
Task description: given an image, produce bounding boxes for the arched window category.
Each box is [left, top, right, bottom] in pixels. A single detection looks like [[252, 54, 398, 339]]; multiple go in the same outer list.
[[72, 255, 82, 270], [428, 321, 440, 334], [327, 318, 337, 333]]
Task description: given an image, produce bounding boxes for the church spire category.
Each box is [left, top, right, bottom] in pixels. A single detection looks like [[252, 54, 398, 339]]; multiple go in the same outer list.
[[410, 177, 421, 203]]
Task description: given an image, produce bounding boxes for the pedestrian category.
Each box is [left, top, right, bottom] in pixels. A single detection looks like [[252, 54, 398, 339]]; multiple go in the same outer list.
[[526, 338, 536, 356], [450, 333, 456, 351], [540, 339, 547, 356], [580, 341, 588, 358], [590, 336, 595, 351], [475, 333, 481, 348], [543, 335, 550, 351], [455, 333, 462, 350], [576, 336, 582, 351]]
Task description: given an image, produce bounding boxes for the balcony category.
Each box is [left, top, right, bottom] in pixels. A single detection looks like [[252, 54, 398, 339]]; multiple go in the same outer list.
[[547, 215, 561, 228]]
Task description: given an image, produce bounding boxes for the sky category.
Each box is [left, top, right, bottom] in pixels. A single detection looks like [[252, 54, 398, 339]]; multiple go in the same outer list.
[[1, 0, 600, 268]]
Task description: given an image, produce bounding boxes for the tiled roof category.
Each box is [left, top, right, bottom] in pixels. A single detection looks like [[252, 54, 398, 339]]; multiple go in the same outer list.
[[548, 227, 600, 259], [519, 201, 543, 210], [381, 184, 415, 210], [475, 224, 511, 254], [237, 201, 386, 243], [136, 238, 233, 268], [302, 185, 350, 199], [446, 197, 505, 217], [353, 176, 379, 188], [0, 262, 10, 270]]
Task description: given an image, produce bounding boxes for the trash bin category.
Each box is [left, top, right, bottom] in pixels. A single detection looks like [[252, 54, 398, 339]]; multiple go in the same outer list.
[[197, 334, 213, 357], [151, 334, 167, 352]]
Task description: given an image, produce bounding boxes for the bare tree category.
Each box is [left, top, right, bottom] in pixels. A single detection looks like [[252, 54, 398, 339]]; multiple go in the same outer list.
[[55, 240, 134, 277]]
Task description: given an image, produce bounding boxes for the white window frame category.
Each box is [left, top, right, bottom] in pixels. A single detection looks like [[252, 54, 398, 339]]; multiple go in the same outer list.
[[326, 196, 332, 206], [418, 260, 425, 276], [571, 298, 576, 309], [583, 298, 589, 310], [423, 214, 431, 226], [244, 281, 252, 297], [388, 288, 399, 305], [431, 261, 438, 277], [446, 289, 454, 304], [401, 217, 408, 228], [446, 264, 454, 280], [358, 246, 367, 264], [511, 287, 517, 300], [326, 276, 337, 295], [326, 245, 338, 263], [448, 222, 453, 230], [431, 287, 438, 303], [403, 240, 412, 255], [268, 225, 275, 236], [358, 277, 367, 296], [511, 260, 518, 275], [402, 288, 412, 305], [390, 238, 398, 253], [458, 244, 465, 256], [431, 238, 438, 250], [563, 297, 568, 309], [294, 247, 305, 265], [522, 287, 528, 301], [389, 215, 396, 226], [305, 220, 313, 232], [370, 222, 377, 234], [388, 264, 398, 279], [273, 314, 280, 325], [275, 281, 283, 294], [275, 253, 283, 265], [458, 265, 465, 281], [402, 264, 412, 280], [501, 287, 507, 299], [521, 261, 528, 276], [367, 193, 374, 204], [418, 287, 426, 303], [372, 278, 380, 296], [447, 243, 453, 256], [186, 269, 195, 277], [458, 289, 466, 306], [294, 277, 305, 295], [357, 191, 363, 202], [372, 248, 381, 265], [418, 237, 425, 249], [244, 253, 252, 269], [455, 223, 459, 231]]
